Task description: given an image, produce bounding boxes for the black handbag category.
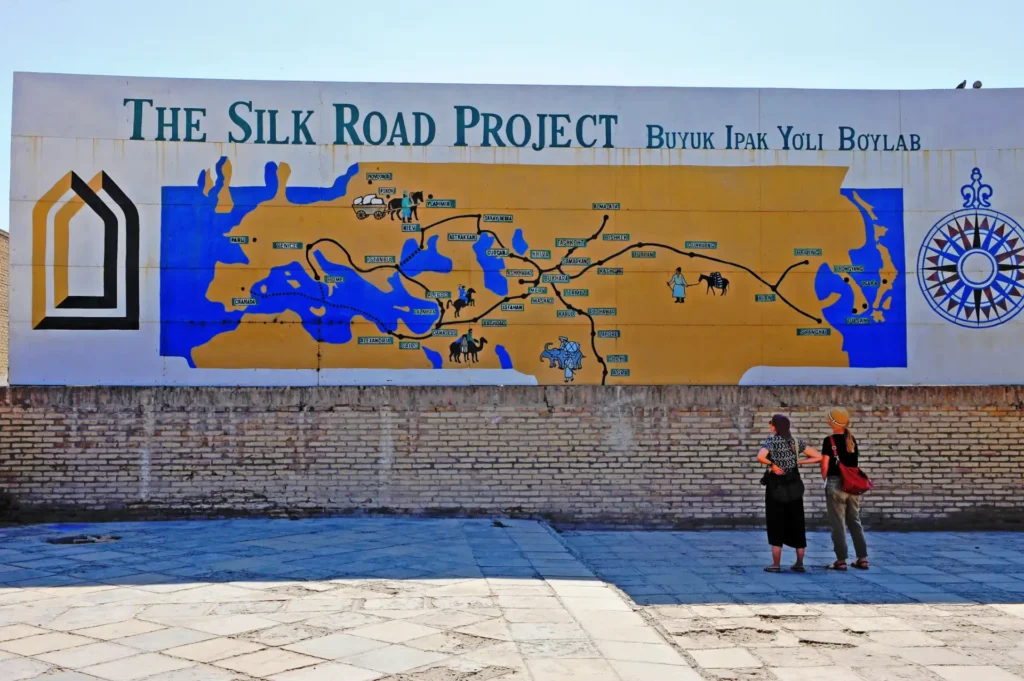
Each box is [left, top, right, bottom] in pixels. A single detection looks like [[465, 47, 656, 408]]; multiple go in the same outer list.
[[766, 467, 804, 503]]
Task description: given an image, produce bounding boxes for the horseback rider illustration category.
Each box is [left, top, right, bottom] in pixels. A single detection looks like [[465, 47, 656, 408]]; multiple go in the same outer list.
[[458, 285, 469, 305]]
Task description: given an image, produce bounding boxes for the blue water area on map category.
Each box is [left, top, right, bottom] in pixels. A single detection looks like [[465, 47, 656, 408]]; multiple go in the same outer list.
[[162, 158, 447, 364], [161, 158, 281, 366], [512, 229, 529, 255], [422, 346, 443, 368], [400, 235, 453, 277], [495, 344, 514, 369], [473, 232, 508, 296], [247, 254, 439, 344], [813, 188, 907, 368], [286, 165, 361, 204]]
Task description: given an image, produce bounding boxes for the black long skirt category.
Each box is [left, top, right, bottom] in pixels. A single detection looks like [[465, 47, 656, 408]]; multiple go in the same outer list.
[[765, 488, 807, 549]]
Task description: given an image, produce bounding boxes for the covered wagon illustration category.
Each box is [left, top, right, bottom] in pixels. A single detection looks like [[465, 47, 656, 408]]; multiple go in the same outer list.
[[352, 194, 387, 220]]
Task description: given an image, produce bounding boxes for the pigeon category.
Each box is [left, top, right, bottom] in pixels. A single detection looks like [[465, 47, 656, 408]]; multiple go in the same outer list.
[[956, 80, 967, 89]]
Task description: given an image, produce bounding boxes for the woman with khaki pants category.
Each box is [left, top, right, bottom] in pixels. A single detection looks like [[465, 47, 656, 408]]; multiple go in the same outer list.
[[821, 408, 869, 570]]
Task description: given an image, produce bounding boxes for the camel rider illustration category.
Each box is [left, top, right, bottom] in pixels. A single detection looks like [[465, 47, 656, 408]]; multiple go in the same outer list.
[[667, 267, 689, 303], [458, 285, 469, 304], [400, 191, 412, 223], [461, 328, 475, 354]]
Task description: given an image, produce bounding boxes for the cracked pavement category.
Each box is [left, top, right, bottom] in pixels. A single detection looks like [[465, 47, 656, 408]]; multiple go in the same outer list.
[[0, 519, 1020, 680]]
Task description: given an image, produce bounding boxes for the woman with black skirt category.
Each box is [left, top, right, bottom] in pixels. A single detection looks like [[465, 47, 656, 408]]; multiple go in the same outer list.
[[757, 414, 822, 573]]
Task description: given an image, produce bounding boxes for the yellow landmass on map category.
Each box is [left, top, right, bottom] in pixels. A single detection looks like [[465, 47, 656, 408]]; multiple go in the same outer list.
[[194, 161, 872, 384]]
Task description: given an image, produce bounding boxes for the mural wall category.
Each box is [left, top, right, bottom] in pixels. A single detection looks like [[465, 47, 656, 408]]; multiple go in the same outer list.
[[9, 73, 1024, 385]]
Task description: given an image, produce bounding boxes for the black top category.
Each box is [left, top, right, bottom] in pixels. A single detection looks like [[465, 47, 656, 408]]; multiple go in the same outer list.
[[823, 434, 858, 478]]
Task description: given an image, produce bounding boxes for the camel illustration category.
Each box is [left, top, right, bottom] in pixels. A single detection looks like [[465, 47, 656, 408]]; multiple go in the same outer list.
[[448, 336, 488, 363], [446, 288, 476, 318], [699, 272, 730, 295]]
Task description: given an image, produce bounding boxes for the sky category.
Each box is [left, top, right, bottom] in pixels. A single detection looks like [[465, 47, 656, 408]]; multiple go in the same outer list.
[[3, 0, 1024, 233]]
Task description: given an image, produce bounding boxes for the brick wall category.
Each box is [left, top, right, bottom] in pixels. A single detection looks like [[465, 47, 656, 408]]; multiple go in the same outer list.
[[1, 385, 1022, 529], [0, 230, 8, 383]]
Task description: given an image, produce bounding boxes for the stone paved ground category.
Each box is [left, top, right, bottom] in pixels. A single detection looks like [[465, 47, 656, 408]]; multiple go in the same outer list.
[[0, 520, 1019, 681], [563, 530, 1024, 681]]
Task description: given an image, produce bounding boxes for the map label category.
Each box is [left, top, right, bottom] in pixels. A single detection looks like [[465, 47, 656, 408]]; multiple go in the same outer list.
[[448, 233, 478, 242], [556, 309, 577, 318], [588, 307, 617, 316], [607, 354, 629, 363], [685, 240, 718, 250], [861, 279, 880, 287], [501, 303, 525, 312], [413, 308, 436, 316], [561, 257, 591, 266], [755, 293, 776, 302], [845, 316, 872, 325], [399, 341, 420, 350], [426, 199, 456, 208], [401, 223, 421, 232], [593, 202, 621, 210], [632, 250, 656, 258], [833, 264, 865, 273], [797, 328, 832, 336], [432, 329, 458, 337], [610, 368, 631, 377], [358, 336, 395, 345], [482, 319, 507, 327], [483, 214, 513, 223], [795, 248, 823, 256], [530, 249, 552, 259], [603, 233, 630, 241], [229, 235, 249, 244], [426, 291, 451, 299], [555, 238, 588, 248], [323, 275, 345, 283], [273, 241, 303, 250], [598, 267, 623, 275], [563, 289, 589, 297], [377, 186, 396, 195], [366, 172, 392, 181], [542, 273, 570, 283], [531, 296, 555, 305], [231, 297, 257, 307], [365, 255, 396, 264], [505, 268, 534, 277], [597, 330, 621, 338], [488, 248, 512, 257], [528, 286, 548, 294]]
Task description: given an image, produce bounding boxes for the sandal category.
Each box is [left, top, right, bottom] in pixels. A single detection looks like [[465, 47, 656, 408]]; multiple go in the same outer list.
[[852, 559, 870, 570], [791, 564, 806, 573], [824, 561, 848, 571], [764, 565, 782, 573]]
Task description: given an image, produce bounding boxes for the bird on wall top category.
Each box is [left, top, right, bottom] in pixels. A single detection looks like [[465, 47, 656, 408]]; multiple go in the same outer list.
[[956, 80, 967, 89]]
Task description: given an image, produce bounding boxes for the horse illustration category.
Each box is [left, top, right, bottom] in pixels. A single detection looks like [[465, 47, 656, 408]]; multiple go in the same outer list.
[[699, 272, 730, 295], [539, 337, 584, 382], [449, 337, 488, 363], [387, 190, 425, 222], [446, 288, 476, 318]]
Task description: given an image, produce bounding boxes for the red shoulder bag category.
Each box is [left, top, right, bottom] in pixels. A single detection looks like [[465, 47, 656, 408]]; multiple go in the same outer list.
[[830, 436, 874, 495]]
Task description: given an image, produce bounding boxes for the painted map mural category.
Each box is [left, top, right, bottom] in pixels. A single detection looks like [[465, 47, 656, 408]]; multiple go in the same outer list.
[[160, 159, 905, 384]]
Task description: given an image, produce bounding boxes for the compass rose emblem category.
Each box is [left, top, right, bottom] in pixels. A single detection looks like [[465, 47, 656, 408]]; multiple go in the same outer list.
[[917, 168, 1024, 328]]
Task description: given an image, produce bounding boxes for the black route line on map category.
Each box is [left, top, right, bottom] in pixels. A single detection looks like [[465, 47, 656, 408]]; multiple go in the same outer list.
[[288, 211, 819, 382]]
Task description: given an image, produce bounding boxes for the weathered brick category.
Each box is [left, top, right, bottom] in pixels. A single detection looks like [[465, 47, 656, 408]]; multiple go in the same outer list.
[[0, 385, 1021, 528]]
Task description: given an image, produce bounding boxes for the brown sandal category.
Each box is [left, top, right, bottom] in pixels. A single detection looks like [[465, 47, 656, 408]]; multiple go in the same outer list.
[[852, 559, 870, 570], [825, 561, 848, 571]]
